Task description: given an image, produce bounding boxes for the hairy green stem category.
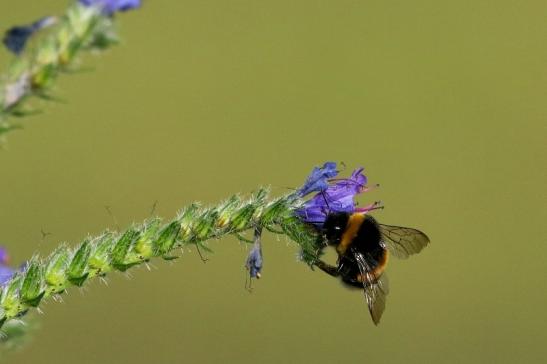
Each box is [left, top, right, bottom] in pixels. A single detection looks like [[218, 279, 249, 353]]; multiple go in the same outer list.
[[0, 189, 319, 329]]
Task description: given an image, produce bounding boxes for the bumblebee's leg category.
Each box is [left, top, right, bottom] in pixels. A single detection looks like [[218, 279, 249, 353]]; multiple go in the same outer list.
[[314, 259, 340, 278]]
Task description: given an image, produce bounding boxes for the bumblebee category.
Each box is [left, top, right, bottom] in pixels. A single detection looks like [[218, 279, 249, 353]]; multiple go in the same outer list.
[[314, 212, 429, 325]]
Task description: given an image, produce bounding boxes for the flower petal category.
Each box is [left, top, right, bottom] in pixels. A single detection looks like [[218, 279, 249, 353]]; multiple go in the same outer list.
[[2, 17, 57, 55], [295, 166, 368, 226], [245, 245, 262, 278], [79, 0, 141, 15], [0, 246, 9, 264], [0, 265, 14, 286], [297, 162, 338, 197]]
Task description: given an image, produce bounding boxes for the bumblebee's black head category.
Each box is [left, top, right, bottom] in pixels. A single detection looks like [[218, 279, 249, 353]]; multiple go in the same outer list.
[[322, 212, 350, 245]]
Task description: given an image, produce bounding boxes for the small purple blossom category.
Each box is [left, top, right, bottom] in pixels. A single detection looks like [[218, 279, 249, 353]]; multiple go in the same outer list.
[[0, 246, 9, 264], [0, 247, 14, 285], [245, 227, 263, 279], [0, 265, 14, 285], [295, 163, 372, 227], [296, 161, 338, 197], [2, 16, 57, 55], [245, 244, 262, 279], [79, 0, 142, 15]]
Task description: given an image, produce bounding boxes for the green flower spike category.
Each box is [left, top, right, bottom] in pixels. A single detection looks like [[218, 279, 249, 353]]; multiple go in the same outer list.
[[0, 187, 320, 335]]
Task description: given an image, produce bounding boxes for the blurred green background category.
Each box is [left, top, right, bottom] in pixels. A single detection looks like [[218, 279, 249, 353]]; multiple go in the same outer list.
[[0, 0, 545, 363]]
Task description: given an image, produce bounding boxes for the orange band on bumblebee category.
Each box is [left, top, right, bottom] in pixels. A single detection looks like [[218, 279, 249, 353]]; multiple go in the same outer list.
[[356, 250, 389, 284], [337, 213, 366, 255]]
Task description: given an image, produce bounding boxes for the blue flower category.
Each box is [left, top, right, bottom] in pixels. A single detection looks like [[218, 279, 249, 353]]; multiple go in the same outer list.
[[0, 265, 14, 286], [0, 247, 14, 286], [79, 0, 142, 15], [295, 163, 373, 227], [296, 161, 338, 197], [245, 244, 262, 279], [2, 17, 57, 55], [245, 228, 263, 279], [0, 246, 9, 264]]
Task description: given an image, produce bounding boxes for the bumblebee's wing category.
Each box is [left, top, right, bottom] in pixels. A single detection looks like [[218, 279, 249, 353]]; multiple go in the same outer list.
[[379, 224, 430, 259], [365, 273, 389, 325], [352, 248, 390, 325]]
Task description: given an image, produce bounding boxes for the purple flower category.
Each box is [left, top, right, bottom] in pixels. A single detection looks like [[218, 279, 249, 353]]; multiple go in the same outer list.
[[2, 16, 57, 55], [0, 246, 9, 265], [245, 244, 262, 279], [79, 0, 142, 15], [296, 161, 338, 197], [245, 227, 263, 279], [0, 265, 14, 285], [0, 247, 14, 286], [295, 163, 373, 227]]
